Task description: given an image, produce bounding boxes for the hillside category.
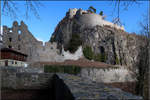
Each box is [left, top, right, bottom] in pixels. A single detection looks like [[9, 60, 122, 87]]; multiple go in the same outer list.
[[50, 8, 148, 70]]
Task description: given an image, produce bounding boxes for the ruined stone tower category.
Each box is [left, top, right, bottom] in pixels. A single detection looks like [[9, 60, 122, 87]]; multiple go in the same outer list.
[[2, 21, 61, 63]]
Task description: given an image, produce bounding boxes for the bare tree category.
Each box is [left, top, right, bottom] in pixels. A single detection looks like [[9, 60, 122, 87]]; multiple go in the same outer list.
[[135, 10, 150, 99], [1, 0, 43, 19], [112, 1, 149, 99], [111, 0, 141, 26], [139, 13, 150, 37]]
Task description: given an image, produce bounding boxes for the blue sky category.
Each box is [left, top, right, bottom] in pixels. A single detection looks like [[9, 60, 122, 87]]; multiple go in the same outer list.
[[1, 1, 149, 42]]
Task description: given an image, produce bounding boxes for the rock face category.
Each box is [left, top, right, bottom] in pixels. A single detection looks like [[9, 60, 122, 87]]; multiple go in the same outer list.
[[50, 8, 147, 68]]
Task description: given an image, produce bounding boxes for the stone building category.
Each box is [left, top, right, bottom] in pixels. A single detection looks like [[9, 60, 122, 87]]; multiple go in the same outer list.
[[2, 21, 61, 63], [0, 48, 28, 67]]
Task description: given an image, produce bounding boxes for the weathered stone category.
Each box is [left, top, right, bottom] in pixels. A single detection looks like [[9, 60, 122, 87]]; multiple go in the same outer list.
[[79, 66, 136, 83], [1, 67, 143, 100]]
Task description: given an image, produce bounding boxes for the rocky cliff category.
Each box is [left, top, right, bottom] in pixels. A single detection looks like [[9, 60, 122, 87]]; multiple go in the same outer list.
[[50, 8, 147, 69]]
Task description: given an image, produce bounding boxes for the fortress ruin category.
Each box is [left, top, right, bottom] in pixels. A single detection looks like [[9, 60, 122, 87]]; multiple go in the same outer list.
[[2, 21, 83, 64], [66, 8, 125, 31], [2, 8, 126, 64]]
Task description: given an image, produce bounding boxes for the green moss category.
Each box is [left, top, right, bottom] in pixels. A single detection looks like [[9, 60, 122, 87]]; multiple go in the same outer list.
[[44, 65, 81, 75]]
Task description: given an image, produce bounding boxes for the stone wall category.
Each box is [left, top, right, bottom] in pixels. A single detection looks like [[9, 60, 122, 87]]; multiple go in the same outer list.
[[1, 67, 143, 100], [34, 42, 63, 62], [80, 66, 136, 83], [67, 8, 124, 31], [1, 67, 49, 89]]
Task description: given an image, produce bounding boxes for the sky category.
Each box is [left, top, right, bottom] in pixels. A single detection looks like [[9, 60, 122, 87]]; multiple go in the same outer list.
[[1, 1, 149, 42]]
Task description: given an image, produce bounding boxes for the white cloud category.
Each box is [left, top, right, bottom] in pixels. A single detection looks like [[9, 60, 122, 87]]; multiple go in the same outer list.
[[36, 37, 46, 46], [37, 37, 44, 42]]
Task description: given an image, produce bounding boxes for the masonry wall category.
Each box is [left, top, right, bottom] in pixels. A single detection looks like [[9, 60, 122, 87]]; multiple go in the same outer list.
[[67, 8, 124, 31], [80, 66, 136, 83], [1, 67, 49, 89], [1, 67, 74, 100], [2, 21, 62, 63], [3, 21, 41, 62], [1, 67, 143, 100]]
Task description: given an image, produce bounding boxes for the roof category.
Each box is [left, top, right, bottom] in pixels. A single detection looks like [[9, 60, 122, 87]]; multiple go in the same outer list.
[[33, 58, 119, 68], [1, 48, 28, 57]]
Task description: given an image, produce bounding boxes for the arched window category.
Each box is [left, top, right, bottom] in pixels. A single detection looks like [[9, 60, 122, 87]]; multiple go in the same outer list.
[[18, 30, 21, 34]]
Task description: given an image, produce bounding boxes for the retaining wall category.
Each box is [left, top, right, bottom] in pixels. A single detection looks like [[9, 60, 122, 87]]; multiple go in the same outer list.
[[0, 67, 142, 100], [80, 67, 136, 83]]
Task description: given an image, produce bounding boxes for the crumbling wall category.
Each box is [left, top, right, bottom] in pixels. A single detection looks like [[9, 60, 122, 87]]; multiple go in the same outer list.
[[2, 21, 41, 62], [2, 21, 62, 63]]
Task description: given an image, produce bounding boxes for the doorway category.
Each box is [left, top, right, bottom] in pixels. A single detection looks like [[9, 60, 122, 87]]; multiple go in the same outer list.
[[5, 60, 8, 66]]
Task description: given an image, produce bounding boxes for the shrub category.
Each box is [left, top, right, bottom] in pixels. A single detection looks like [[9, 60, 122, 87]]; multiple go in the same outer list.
[[67, 34, 82, 53], [83, 46, 94, 60], [83, 46, 107, 62], [50, 35, 56, 42], [94, 53, 102, 62], [94, 53, 106, 62], [99, 11, 103, 16], [100, 53, 107, 62], [115, 56, 120, 64], [88, 6, 96, 13], [44, 65, 81, 75]]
